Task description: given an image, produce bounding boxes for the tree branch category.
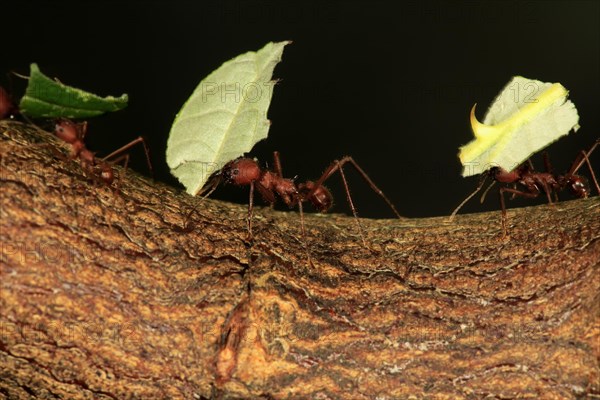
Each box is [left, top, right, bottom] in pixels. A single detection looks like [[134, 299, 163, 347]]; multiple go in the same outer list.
[[1, 120, 598, 399]]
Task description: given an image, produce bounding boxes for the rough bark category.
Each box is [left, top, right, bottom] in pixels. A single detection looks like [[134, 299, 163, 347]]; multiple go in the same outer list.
[[0, 120, 598, 399]]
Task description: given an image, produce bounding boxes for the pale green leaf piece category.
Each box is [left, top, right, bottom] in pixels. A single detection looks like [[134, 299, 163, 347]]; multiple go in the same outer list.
[[166, 41, 290, 195], [459, 76, 579, 177], [19, 63, 128, 118]]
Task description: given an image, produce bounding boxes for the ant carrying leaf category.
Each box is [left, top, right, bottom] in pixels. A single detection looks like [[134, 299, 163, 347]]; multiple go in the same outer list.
[[168, 42, 402, 255], [166, 41, 290, 195], [451, 139, 599, 235], [195, 151, 402, 247], [452, 76, 597, 235]]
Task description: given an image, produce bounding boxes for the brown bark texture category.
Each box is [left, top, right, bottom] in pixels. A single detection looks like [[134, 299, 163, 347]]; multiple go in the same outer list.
[[0, 120, 599, 399]]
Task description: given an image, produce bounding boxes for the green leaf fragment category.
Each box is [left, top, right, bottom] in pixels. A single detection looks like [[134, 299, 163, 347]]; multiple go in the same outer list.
[[19, 63, 128, 118], [459, 76, 579, 177], [166, 41, 290, 195]]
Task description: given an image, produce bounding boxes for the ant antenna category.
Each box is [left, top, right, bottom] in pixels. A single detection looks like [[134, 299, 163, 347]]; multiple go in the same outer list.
[[273, 151, 284, 177], [10, 70, 29, 80], [182, 173, 223, 229], [479, 180, 496, 204]]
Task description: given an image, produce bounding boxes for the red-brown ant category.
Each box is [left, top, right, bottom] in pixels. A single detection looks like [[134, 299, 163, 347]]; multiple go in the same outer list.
[[0, 86, 18, 120], [53, 118, 153, 187], [210, 151, 402, 246], [451, 139, 600, 235]]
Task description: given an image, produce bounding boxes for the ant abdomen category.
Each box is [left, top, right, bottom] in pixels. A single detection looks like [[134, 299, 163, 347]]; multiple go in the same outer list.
[[100, 166, 115, 185], [565, 175, 590, 198], [299, 181, 333, 212]]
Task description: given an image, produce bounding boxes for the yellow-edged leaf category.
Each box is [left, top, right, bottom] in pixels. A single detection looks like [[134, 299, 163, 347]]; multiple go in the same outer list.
[[459, 76, 579, 177]]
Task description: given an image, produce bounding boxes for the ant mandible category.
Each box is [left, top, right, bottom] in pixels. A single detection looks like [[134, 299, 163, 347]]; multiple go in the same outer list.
[[53, 118, 153, 187], [451, 139, 600, 235], [215, 151, 402, 245]]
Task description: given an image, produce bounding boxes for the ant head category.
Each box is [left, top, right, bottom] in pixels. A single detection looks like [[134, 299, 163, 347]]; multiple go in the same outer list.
[[566, 174, 590, 198], [54, 119, 80, 144], [224, 158, 261, 185], [299, 181, 333, 212], [489, 166, 521, 184]]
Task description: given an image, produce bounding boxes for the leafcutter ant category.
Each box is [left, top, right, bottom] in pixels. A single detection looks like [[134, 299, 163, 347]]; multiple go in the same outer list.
[[0, 86, 18, 120], [53, 118, 153, 187], [200, 151, 402, 246], [450, 139, 599, 235]]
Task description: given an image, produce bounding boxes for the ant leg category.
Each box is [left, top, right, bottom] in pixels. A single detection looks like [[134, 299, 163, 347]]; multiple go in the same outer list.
[[269, 151, 284, 211], [541, 153, 559, 202], [296, 197, 306, 238], [585, 141, 600, 195], [271, 152, 309, 259], [273, 151, 283, 178], [538, 180, 555, 206], [335, 160, 368, 247], [569, 139, 600, 195], [303, 157, 400, 247], [101, 136, 154, 179], [498, 188, 509, 236], [308, 158, 377, 246], [296, 199, 314, 265], [498, 187, 538, 236], [295, 158, 362, 245], [246, 181, 255, 239], [309, 157, 402, 219], [105, 154, 129, 192], [342, 157, 402, 218], [542, 152, 552, 174], [80, 121, 88, 141]]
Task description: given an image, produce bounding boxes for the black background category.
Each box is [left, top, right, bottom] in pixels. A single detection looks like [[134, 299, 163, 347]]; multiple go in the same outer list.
[[4, 1, 599, 218]]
